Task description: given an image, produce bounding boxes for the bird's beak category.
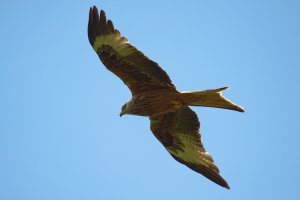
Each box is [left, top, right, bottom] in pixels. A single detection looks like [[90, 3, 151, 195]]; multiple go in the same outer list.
[[119, 112, 123, 117]]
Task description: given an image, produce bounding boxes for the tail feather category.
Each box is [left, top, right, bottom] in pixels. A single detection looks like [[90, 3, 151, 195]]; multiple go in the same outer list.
[[181, 87, 244, 112]]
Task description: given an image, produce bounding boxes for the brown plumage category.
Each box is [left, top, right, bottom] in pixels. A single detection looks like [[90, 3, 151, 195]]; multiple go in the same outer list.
[[88, 6, 244, 189]]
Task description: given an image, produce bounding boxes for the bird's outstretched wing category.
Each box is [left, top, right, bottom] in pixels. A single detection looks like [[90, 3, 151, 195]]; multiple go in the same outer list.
[[88, 6, 176, 95], [149, 106, 230, 189]]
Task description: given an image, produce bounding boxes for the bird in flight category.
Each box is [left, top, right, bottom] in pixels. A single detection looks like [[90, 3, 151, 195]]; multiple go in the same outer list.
[[88, 6, 244, 189]]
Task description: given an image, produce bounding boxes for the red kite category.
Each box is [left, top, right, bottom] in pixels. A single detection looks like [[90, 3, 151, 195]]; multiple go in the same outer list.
[[88, 6, 244, 189]]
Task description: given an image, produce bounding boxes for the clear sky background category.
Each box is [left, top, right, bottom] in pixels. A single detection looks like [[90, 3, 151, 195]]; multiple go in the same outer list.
[[1, 0, 300, 199]]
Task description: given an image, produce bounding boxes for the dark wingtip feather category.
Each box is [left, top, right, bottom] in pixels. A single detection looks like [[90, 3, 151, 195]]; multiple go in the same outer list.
[[88, 7, 95, 45], [171, 155, 230, 189], [88, 6, 101, 46], [100, 10, 107, 34], [88, 6, 115, 46], [201, 167, 230, 189], [93, 7, 100, 36], [225, 182, 230, 190], [196, 165, 230, 189], [107, 20, 115, 34]]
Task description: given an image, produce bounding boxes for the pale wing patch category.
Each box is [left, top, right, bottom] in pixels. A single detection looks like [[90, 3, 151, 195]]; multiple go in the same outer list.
[[93, 34, 136, 57], [166, 132, 219, 172]]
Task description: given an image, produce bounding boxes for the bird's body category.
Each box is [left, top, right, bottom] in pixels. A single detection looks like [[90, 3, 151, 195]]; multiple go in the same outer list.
[[123, 89, 183, 116], [88, 6, 244, 189]]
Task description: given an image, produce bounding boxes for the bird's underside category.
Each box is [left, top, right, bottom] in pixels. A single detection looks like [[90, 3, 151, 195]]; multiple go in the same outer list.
[[88, 6, 244, 189]]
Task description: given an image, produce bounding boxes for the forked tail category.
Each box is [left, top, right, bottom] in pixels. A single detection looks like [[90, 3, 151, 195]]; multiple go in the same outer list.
[[181, 87, 244, 112]]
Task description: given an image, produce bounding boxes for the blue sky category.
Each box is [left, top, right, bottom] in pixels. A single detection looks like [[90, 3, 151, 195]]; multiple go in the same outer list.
[[1, 0, 300, 199]]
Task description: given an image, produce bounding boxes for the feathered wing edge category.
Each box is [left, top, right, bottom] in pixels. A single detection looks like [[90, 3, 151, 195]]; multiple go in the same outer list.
[[150, 106, 230, 189], [88, 6, 118, 46], [171, 154, 230, 189], [88, 6, 176, 93]]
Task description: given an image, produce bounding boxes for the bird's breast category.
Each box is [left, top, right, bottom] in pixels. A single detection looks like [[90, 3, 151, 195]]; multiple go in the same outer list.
[[133, 90, 183, 116]]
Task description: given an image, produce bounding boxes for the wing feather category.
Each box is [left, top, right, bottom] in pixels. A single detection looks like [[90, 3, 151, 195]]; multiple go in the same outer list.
[[150, 106, 230, 189], [88, 6, 175, 95], [99, 10, 107, 34], [107, 20, 114, 34]]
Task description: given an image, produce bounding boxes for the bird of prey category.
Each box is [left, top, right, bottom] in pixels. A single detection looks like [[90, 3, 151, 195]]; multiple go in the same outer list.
[[88, 6, 244, 189]]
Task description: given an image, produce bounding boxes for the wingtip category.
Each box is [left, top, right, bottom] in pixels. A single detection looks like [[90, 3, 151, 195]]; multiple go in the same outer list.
[[90, 6, 98, 15], [88, 5, 111, 46], [214, 174, 230, 190], [88, 5, 100, 46], [223, 182, 230, 190], [214, 175, 230, 190], [92, 5, 98, 11], [100, 9, 106, 16]]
